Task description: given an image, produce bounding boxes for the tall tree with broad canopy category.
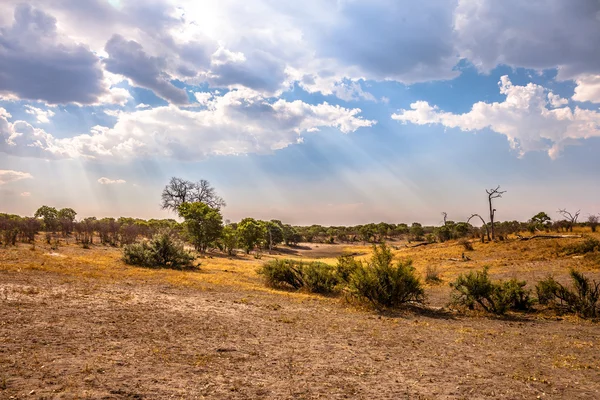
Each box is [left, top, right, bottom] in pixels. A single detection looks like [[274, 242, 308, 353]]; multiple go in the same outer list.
[[177, 202, 223, 253], [161, 177, 226, 212], [237, 218, 266, 254], [34, 205, 59, 232], [58, 208, 77, 234]]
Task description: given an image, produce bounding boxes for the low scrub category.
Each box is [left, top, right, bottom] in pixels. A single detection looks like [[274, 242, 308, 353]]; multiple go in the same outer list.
[[335, 255, 362, 283], [536, 270, 599, 318], [258, 259, 339, 294], [563, 237, 600, 255], [450, 267, 532, 314], [347, 243, 424, 309], [425, 265, 442, 284], [123, 231, 196, 269], [458, 238, 474, 251]]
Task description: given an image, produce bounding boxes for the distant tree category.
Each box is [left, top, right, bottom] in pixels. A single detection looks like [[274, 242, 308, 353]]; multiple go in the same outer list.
[[220, 225, 239, 256], [486, 186, 506, 240], [282, 224, 301, 246], [587, 214, 599, 233], [237, 218, 266, 253], [557, 209, 580, 232], [34, 206, 59, 232], [178, 202, 223, 253], [453, 222, 472, 238], [161, 177, 226, 212], [264, 220, 284, 250], [57, 208, 77, 235], [410, 222, 424, 241], [529, 212, 552, 232], [467, 214, 490, 242]]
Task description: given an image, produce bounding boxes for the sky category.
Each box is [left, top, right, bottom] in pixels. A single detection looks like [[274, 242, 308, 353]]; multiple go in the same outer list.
[[1, 0, 600, 226]]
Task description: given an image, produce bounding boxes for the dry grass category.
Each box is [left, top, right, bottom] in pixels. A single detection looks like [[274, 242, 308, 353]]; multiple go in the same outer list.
[[1, 232, 600, 398]]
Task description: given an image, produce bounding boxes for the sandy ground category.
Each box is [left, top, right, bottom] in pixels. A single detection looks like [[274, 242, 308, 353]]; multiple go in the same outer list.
[[1, 237, 600, 399]]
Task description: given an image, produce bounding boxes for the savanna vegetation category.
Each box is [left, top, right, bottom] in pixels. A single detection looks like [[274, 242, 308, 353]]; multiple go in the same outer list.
[[2, 178, 600, 398]]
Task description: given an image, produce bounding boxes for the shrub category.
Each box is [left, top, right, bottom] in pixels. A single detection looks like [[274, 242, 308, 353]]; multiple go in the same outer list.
[[258, 259, 304, 290], [450, 267, 531, 314], [258, 259, 339, 294], [303, 262, 339, 294], [123, 231, 195, 269], [425, 265, 442, 284], [335, 255, 362, 283], [496, 279, 533, 311], [458, 238, 474, 251], [536, 270, 599, 318], [347, 243, 424, 309], [563, 237, 600, 255]]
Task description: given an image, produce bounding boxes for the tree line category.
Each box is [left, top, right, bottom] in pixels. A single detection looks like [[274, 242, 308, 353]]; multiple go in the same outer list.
[[0, 178, 598, 251]]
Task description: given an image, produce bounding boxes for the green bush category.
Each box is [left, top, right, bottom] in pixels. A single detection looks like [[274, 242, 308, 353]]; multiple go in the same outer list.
[[258, 259, 340, 294], [258, 259, 305, 290], [302, 262, 339, 294], [450, 267, 532, 314], [563, 237, 600, 255], [496, 279, 533, 311], [123, 231, 195, 269], [347, 243, 424, 309], [335, 255, 362, 283], [536, 270, 599, 318]]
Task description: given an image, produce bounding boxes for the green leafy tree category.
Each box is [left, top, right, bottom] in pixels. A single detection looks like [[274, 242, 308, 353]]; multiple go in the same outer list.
[[220, 225, 239, 255], [410, 222, 424, 241], [282, 224, 301, 245], [237, 218, 266, 253], [57, 208, 77, 235], [178, 202, 223, 253], [264, 220, 284, 249], [529, 211, 552, 232], [34, 206, 59, 232]]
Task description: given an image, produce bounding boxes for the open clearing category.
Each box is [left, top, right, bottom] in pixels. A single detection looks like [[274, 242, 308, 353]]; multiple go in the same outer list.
[[1, 235, 600, 399]]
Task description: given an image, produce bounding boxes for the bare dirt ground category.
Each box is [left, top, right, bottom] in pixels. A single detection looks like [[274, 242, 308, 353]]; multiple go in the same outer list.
[[1, 236, 600, 399]]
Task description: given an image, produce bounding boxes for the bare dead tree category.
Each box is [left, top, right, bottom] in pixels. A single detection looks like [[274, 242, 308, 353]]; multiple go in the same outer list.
[[467, 213, 490, 242], [190, 179, 227, 209], [557, 209, 580, 232], [588, 214, 599, 233], [161, 177, 226, 212], [486, 186, 506, 241], [441, 212, 448, 226]]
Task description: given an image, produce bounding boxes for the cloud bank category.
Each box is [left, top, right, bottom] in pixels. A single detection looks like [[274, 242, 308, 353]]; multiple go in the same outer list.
[[392, 76, 600, 158]]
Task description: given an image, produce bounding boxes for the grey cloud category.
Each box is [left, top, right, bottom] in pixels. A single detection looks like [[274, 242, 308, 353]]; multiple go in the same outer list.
[[454, 0, 600, 79], [209, 50, 288, 93], [104, 34, 190, 104], [0, 4, 106, 104], [301, 0, 460, 82]]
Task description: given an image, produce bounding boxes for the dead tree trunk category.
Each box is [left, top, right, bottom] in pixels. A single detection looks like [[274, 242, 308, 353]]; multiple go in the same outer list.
[[557, 209, 580, 233], [486, 186, 506, 241], [467, 214, 490, 242]]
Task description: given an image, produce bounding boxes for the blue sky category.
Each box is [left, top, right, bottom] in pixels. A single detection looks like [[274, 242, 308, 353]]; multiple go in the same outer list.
[[1, 0, 599, 225]]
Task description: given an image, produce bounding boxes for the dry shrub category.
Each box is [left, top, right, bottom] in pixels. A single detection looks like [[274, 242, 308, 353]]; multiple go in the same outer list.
[[536, 270, 599, 318], [458, 238, 474, 251], [563, 237, 600, 255], [258, 259, 339, 294], [450, 267, 532, 314], [123, 231, 195, 269], [347, 243, 424, 309], [425, 265, 442, 284]]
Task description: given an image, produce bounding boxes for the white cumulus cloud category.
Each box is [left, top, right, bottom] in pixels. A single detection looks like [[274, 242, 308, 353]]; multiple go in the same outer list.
[[392, 76, 600, 159], [1, 90, 374, 161], [0, 169, 33, 185], [572, 75, 600, 104], [24, 105, 55, 123], [98, 177, 126, 185]]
